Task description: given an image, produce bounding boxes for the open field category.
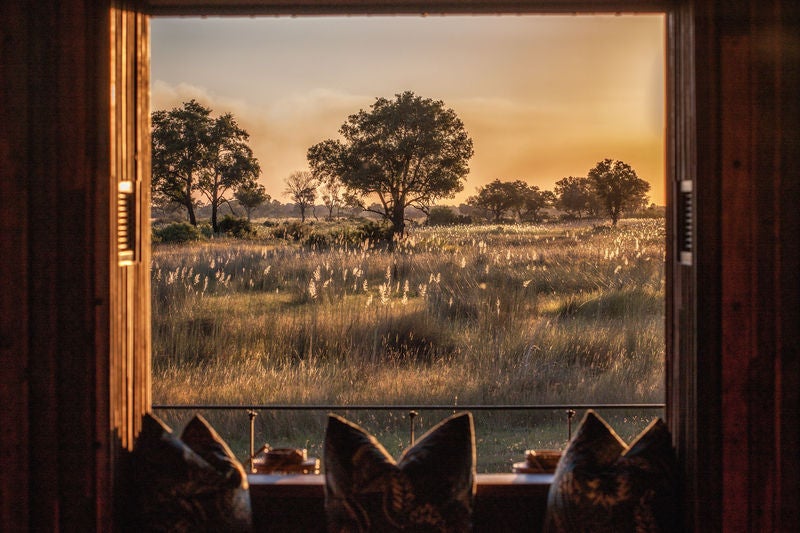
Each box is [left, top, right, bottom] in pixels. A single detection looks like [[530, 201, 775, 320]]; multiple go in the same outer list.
[[152, 217, 665, 471]]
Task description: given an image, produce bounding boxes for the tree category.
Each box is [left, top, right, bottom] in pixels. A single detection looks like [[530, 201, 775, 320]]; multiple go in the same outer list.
[[151, 100, 210, 225], [318, 176, 345, 220], [587, 159, 651, 226], [554, 176, 594, 218], [466, 179, 519, 222], [284, 170, 317, 222], [197, 113, 261, 232], [151, 100, 261, 230], [510, 180, 555, 223], [234, 182, 270, 221], [307, 91, 473, 236]]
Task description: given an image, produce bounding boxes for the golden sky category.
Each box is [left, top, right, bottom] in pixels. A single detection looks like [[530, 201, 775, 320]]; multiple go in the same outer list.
[[151, 14, 665, 205]]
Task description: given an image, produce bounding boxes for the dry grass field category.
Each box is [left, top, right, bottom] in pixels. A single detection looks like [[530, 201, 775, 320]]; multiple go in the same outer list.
[[152, 217, 665, 471]]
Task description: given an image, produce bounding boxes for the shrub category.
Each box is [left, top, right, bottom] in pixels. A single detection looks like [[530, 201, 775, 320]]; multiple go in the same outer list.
[[153, 222, 201, 243], [271, 220, 312, 241], [356, 219, 394, 242], [198, 223, 214, 238], [217, 216, 254, 238], [628, 204, 666, 219], [426, 206, 460, 226]]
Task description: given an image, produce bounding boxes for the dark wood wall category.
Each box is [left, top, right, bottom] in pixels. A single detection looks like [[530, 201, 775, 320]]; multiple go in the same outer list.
[[0, 0, 798, 531], [2, 1, 110, 529], [0, 1, 150, 531], [690, 1, 800, 530]]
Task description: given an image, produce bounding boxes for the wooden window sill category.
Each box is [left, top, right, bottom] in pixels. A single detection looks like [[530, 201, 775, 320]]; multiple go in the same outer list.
[[250, 473, 553, 532]]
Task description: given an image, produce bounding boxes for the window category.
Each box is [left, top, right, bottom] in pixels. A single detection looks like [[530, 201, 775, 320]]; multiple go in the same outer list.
[[148, 12, 668, 473]]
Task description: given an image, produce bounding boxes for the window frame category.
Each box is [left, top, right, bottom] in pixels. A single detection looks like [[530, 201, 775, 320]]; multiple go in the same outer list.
[[125, 0, 702, 527]]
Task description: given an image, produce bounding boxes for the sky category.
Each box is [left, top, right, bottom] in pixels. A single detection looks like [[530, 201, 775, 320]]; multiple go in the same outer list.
[[151, 14, 665, 205]]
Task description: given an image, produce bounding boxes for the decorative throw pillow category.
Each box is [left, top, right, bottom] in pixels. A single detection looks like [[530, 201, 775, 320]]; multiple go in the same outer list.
[[544, 410, 680, 533], [131, 413, 252, 532], [324, 412, 476, 532]]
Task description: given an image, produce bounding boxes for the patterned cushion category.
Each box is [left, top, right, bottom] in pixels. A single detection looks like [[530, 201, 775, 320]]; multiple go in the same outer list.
[[324, 412, 476, 532], [131, 413, 252, 532], [544, 410, 680, 533]]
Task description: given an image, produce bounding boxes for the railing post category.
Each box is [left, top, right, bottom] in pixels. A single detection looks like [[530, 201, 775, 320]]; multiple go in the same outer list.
[[248, 410, 258, 473], [566, 409, 576, 441], [408, 410, 418, 446]]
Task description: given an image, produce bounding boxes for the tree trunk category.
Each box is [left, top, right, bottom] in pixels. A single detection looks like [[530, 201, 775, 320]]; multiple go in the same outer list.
[[391, 203, 405, 236], [184, 181, 196, 225], [211, 201, 218, 233], [186, 198, 196, 226]]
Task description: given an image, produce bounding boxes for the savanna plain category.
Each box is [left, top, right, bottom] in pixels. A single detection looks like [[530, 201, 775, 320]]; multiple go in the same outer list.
[[152, 217, 665, 471]]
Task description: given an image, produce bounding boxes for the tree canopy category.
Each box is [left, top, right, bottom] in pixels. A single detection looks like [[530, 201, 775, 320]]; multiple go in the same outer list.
[[554, 176, 597, 219], [510, 180, 555, 223], [467, 179, 554, 223], [151, 100, 260, 231], [587, 159, 650, 226], [307, 91, 473, 236], [467, 179, 519, 222]]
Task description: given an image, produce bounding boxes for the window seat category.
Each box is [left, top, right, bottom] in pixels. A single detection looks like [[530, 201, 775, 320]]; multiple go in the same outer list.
[[250, 473, 553, 532]]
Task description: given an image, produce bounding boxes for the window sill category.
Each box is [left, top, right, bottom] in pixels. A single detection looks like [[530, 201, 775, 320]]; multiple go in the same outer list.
[[249, 473, 553, 532]]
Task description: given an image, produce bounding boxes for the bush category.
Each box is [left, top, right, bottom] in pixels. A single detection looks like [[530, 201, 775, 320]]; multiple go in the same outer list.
[[153, 222, 201, 243], [198, 223, 214, 238], [628, 204, 666, 219], [217, 216, 254, 238], [271, 220, 312, 241], [355, 219, 394, 242], [270, 218, 395, 248], [426, 206, 472, 226]]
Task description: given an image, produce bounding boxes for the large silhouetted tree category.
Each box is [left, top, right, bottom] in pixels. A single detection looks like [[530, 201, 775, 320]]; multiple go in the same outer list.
[[587, 159, 650, 226], [152, 100, 260, 231], [307, 91, 473, 236], [197, 113, 261, 232]]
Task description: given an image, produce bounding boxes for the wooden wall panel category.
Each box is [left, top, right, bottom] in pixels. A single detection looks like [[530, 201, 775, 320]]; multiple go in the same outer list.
[[690, 1, 800, 531], [0, 1, 150, 530], [22, 2, 107, 530], [665, 3, 716, 530], [109, 5, 152, 529], [0, 1, 31, 529], [775, 6, 800, 529], [750, 4, 800, 529], [719, 33, 754, 532]]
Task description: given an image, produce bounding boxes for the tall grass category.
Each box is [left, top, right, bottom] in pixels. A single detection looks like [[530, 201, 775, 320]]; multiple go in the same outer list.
[[152, 218, 665, 471]]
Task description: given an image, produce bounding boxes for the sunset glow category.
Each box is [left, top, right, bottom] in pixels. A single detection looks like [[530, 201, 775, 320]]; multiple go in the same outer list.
[[151, 15, 665, 205]]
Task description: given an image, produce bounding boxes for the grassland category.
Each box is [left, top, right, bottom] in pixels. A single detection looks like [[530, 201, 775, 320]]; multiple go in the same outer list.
[[152, 217, 665, 471]]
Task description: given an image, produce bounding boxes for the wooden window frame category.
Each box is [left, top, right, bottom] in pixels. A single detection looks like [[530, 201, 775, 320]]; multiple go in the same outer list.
[[119, 0, 705, 528]]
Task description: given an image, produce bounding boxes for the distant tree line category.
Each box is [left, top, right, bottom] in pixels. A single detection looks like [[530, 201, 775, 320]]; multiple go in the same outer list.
[[464, 159, 651, 226], [152, 97, 652, 234]]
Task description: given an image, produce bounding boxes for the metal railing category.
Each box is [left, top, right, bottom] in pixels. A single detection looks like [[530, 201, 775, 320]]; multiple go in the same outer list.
[[152, 402, 665, 473]]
